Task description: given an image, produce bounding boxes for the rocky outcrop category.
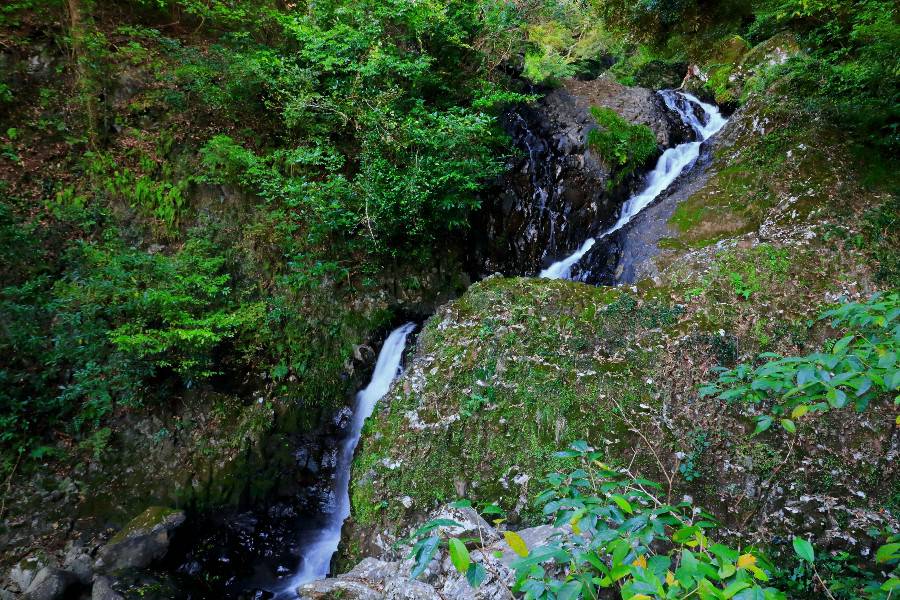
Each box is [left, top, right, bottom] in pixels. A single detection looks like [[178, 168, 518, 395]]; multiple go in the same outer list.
[[95, 506, 185, 573], [473, 75, 693, 277], [301, 508, 564, 600]]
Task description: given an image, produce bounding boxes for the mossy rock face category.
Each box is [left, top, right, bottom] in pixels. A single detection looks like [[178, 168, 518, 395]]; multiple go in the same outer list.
[[108, 507, 184, 545]]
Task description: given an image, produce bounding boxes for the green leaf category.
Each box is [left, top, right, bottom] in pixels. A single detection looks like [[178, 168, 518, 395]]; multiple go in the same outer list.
[[448, 538, 471, 574], [875, 542, 900, 563], [780, 418, 796, 434], [833, 334, 854, 354], [557, 581, 582, 600], [722, 582, 751, 599], [465, 562, 486, 588], [752, 415, 773, 435], [411, 536, 440, 579], [611, 494, 633, 514], [792, 536, 815, 563]]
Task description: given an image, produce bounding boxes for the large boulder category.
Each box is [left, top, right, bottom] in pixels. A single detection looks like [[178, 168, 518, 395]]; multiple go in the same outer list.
[[94, 506, 186, 573]]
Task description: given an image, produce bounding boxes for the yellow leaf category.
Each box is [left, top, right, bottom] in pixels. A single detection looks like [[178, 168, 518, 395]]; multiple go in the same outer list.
[[632, 555, 647, 568], [631, 595, 652, 600], [666, 571, 677, 586], [791, 404, 809, 419], [504, 531, 529, 557], [737, 553, 757, 569]]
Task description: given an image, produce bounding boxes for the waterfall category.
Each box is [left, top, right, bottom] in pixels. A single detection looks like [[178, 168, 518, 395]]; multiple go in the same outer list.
[[540, 91, 726, 280], [275, 322, 416, 597]]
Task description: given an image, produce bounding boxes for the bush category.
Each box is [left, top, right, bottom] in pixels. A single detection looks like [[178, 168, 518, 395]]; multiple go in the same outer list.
[[700, 293, 900, 434], [588, 107, 659, 183]]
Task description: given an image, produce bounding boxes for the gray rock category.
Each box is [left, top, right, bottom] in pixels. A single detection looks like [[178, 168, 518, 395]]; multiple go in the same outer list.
[[95, 506, 186, 572], [383, 577, 441, 599], [91, 576, 124, 600], [297, 578, 384, 599], [23, 568, 76, 600], [9, 557, 47, 592], [63, 543, 93, 585]]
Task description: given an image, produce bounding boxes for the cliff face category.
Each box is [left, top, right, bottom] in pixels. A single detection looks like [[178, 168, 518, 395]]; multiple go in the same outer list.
[[342, 77, 898, 579], [472, 75, 692, 278]]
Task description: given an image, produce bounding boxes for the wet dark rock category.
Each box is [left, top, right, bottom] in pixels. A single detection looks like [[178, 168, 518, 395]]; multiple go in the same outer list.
[[473, 75, 693, 277], [91, 576, 123, 600]]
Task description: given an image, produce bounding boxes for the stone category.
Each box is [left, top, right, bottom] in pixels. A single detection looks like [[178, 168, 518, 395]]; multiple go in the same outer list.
[[91, 576, 124, 600], [94, 506, 186, 572], [297, 578, 384, 599], [475, 74, 693, 278], [383, 577, 441, 599], [9, 557, 46, 592], [23, 568, 76, 600], [63, 543, 93, 585]]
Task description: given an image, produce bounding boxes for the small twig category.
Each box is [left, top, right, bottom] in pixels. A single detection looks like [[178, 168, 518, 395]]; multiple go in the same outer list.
[[814, 565, 838, 600], [0, 451, 23, 522], [610, 397, 677, 503]]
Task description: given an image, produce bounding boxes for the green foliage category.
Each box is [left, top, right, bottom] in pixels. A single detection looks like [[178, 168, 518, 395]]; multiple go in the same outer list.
[[0, 227, 265, 452], [750, 0, 899, 150], [774, 533, 900, 599], [588, 107, 658, 183], [700, 293, 899, 434], [410, 442, 786, 599], [678, 430, 710, 482], [506, 442, 783, 599]]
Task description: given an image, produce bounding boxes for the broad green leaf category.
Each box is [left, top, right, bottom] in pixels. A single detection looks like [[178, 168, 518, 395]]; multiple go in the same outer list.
[[753, 415, 773, 436], [790, 404, 809, 419], [411, 536, 440, 579], [558, 581, 582, 600], [722, 582, 751, 599], [875, 542, 900, 563], [780, 418, 796, 433], [611, 494, 633, 514], [833, 335, 854, 354], [504, 531, 529, 557], [465, 562, 486, 588], [448, 538, 470, 574], [792, 537, 815, 563]]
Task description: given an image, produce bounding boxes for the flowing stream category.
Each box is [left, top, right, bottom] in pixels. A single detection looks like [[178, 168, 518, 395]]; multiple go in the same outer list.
[[540, 90, 727, 280], [274, 322, 417, 598]]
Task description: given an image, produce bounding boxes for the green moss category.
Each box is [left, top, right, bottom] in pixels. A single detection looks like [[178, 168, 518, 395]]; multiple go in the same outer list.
[[350, 277, 685, 533], [109, 506, 180, 544]]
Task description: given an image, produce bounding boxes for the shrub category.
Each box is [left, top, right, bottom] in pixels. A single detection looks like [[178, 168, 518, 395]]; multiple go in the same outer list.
[[588, 107, 659, 183], [700, 293, 899, 434]]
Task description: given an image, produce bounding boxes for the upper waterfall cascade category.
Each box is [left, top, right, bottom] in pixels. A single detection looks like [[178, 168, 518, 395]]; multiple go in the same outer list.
[[540, 91, 727, 280]]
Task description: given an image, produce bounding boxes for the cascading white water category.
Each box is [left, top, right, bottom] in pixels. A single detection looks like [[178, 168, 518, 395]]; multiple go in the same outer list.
[[539, 91, 726, 280], [275, 322, 416, 597]]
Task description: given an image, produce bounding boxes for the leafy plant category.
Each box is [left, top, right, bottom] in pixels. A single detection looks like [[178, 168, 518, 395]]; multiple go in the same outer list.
[[588, 107, 658, 184], [700, 293, 900, 434]]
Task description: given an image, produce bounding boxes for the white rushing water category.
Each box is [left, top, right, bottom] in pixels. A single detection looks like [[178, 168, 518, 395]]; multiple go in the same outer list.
[[276, 322, 416, 597], [539, 91, 727, 280]]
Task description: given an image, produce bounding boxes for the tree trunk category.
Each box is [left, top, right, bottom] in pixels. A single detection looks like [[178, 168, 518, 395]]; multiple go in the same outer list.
[[66, 0, 99, 149]]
